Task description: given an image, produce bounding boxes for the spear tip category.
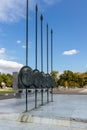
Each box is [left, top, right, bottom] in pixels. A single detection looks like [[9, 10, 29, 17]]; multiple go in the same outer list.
[[40, 14, 43, 20], [35, 4, 38, 11]]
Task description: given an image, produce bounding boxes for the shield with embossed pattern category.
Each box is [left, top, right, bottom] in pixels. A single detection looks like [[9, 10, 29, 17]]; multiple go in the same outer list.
[[18, 66, 33, 88]]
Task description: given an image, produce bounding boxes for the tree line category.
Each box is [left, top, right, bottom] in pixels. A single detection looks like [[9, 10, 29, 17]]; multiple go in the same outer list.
[[0, 70, 87, 88], [51, 70, 87, 88]]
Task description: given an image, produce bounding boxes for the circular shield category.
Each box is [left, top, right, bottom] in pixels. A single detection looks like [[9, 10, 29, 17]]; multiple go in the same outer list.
[[18, 66, 33, 88], [46, 73, 51, 88], [18, 71, 25, 89], [50, 75, 55, 88], [33, 69, 41, 88], [40, 72, 46, 88]]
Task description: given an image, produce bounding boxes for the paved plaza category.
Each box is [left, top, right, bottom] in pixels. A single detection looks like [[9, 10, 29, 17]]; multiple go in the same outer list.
[[0, 120, 84, 130], [0, 91, 87, 130]]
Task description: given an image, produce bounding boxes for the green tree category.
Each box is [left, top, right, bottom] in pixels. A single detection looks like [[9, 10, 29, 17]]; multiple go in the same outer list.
[[59, 70, 74, 87], [6, 74, 12, 87], [0, 73, 12, 88], [51, 71, 58, 87]]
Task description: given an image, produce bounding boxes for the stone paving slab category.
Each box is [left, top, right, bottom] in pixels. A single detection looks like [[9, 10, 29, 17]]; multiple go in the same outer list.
[[28, 94, 87, 120], [0, 93, 48, 113], [0, 94, 87, 129]]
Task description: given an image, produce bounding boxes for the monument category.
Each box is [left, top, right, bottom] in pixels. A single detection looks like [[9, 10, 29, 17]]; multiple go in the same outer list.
[[13, 0, 55, 112]]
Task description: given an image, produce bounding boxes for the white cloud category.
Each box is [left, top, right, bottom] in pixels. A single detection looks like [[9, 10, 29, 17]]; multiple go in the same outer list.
[[22, 45, 26, 49], [22, 44, 31, 49], [0, 47, 23, 73], [59, 71, 63, 75], [0, 49, 16, 61], [43, 0, 61, 5], [0, 48, 6, 54], [0, 48, 6, 59], [63, 49, 79, 55], [17, 40, 21, 44], [0, 0, 62, 23], [0, 0, 25, 23], [0, 59, 23, 74]]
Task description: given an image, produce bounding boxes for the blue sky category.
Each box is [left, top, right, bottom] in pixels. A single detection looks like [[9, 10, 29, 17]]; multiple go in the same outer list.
[[0, 0, 87, 74]]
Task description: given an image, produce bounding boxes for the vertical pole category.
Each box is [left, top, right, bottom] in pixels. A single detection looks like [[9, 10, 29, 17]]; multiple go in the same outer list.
[[51, 29, 53, 73], [47, 24, 48, 74], [47, 24, 49, 103], [35, 4, 38, 69], [40, 14, 43, 105], [35, 89, 37, 108], [41, 14, 43, 72], [26, 0, 28, 112], [51, 29, 53, 102], [26, 88, 28, 112], [35, 4, 38, 108]]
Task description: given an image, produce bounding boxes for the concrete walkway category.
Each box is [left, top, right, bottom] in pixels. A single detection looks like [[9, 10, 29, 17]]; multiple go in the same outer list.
[[0, 120, 84, 130], [0, 93, 87, 129]]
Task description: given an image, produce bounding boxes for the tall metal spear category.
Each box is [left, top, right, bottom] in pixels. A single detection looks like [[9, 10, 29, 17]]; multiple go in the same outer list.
[[25, 0, 28, 112], [40, 14, 43, 105], [51, 29, 53, 102], [46, 23, 49, 103], [35, 4, 38, 70], [35, 4, 38, 108]]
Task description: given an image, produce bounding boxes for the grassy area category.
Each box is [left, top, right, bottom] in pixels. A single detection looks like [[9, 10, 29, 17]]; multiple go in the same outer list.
[[0, 87, 15, 94]]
